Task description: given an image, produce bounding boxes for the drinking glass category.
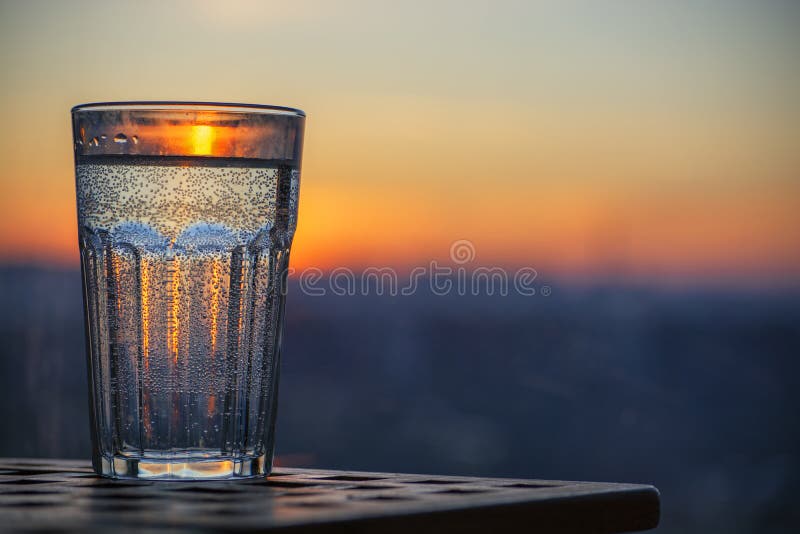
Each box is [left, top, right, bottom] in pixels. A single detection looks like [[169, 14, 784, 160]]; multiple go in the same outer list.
[[72, 102, 305, 479]]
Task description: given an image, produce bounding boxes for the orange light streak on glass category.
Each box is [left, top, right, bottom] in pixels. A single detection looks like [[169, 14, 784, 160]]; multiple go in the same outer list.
[[142, 399, 152, 438], [237, 272, 245, 342], [209, 259, 221, 354], [191, 125, 216, 156], [113, 255, 122, 315], [140, 257, 150, 367], [168, 257, 181, 364]]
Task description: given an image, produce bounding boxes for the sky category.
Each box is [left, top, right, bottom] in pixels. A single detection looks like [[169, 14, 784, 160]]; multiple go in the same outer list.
[[0, 0, 798, 285]]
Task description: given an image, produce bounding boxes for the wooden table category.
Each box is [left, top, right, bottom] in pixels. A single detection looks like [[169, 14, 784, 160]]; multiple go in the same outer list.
[[0, 458, 659, 533]]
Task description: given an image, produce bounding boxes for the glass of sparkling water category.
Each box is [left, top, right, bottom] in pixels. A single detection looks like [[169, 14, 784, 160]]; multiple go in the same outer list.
[[71, 102, 305, 479]]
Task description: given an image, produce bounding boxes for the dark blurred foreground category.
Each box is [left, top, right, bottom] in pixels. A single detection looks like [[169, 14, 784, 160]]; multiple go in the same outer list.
[[0, 266, 798, 533]]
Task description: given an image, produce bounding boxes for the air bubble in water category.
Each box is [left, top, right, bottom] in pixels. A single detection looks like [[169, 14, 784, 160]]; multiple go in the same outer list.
[[114, 133, 128, 144]]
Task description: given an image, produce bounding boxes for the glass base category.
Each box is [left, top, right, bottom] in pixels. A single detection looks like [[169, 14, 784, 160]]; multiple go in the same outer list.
[[96, 453, 271, 480]]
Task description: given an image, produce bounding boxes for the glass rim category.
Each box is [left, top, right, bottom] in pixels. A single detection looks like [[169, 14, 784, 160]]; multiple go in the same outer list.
[[71, 101, 305, 117]]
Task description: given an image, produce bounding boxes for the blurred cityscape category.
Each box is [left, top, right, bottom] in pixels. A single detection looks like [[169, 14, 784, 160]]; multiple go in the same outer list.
[[0, 265, 797, 533]]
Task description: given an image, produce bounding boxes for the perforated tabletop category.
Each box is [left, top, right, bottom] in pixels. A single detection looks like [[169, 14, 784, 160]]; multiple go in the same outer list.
[[0, 458, 658, 533]]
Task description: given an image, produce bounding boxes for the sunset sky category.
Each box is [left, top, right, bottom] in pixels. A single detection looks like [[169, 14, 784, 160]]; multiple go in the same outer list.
[[1, 0, 798, 285]]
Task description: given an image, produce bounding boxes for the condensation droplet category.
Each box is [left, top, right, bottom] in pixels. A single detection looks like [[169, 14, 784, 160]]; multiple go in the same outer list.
[[114, 133, 128, 144], [131, 135, 139, 145]]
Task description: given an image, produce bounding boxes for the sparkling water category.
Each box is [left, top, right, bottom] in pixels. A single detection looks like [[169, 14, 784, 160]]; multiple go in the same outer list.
[[76, 155, 299, 475]]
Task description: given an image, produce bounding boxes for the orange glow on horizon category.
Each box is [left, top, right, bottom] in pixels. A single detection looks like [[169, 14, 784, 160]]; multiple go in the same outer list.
[[0, 175, 798, 284]]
